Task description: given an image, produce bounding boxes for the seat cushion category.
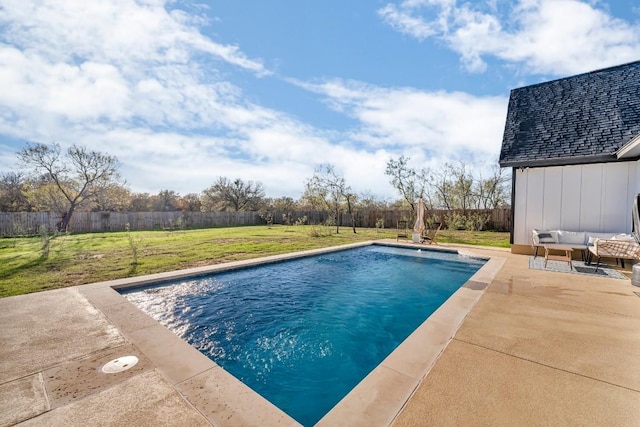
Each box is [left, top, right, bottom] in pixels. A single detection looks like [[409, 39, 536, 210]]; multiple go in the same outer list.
[[587, 232, 617, 246], [557, 230, 586, 245]]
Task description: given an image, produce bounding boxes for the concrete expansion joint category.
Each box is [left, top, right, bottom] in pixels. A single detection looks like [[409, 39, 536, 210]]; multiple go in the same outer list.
[[15, 412, 46, 425], [0, 371, 39, 387], [173, 366, 218, 388], [388, 384, 422, 426], [161, 369, 217, 426], [381, 363, 423, 382], [453, 339, 640, 394], [513, 292, 640, 319], [583, 306, 640, 319], [79, 289, 123, 308], [38, 372, 51, 411]]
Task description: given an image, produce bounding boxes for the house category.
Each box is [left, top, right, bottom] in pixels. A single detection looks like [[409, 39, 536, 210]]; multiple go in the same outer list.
[[499, 60, 640, 253]]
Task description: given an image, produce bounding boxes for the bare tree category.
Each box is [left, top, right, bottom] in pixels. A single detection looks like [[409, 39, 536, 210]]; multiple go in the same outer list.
[[358, 191, 389, 210], [261, 196, 299, 224], [24, 180, 70, 213], [268, 196, 298, 212], [302, 164, 350, 233], [430, 166, 453, 210], [178, 193, 202, 212], [151, 189, 181, 211], [344, 191, 358, 233], [0, 172, 31, 212], [474, 166, 511, 209], [431, 162, 510, 211], [432, 162, 474, 213], [18, 143, 121, 231], [128, 192, 153, 211], [201, 177, 265, 211], [385, 156, 430, 216], [91, 183, 131, 212]]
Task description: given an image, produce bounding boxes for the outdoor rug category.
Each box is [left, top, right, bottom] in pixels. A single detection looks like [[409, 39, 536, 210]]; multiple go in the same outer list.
[[529, 257, 627, 280]]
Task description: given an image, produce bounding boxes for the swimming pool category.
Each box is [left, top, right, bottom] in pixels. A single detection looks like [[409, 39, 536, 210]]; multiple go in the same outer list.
[[121, 244, 485, 425]]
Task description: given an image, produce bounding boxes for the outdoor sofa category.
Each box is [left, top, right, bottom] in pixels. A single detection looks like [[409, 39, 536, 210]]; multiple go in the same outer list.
[[588, 237, 640, 271], [531, 229, 637, 264]]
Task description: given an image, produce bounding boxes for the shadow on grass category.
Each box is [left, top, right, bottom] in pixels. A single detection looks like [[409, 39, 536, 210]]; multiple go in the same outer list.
[[0, 249, 74, 280], [0, 241, 17, 250], [0, 255, 63, 298], [0, 256, 50, 281]]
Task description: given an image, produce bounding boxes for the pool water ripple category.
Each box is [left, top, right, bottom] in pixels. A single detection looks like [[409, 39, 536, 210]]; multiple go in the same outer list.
[[122, 245, 484, 426]]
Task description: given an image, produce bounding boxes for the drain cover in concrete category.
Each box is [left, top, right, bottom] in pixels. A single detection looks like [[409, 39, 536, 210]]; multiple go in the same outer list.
[[101, 356, 139, 374]]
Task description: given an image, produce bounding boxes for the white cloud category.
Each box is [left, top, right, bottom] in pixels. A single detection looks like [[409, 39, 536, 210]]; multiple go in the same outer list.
[[295, 79, 507, 161], [0, 0, 510, 200], [0, 0, 267, 74], [0, 0, 268, 130], [503, 1, 640, 74], [286, 79, 508, 197], [378, 0, 640, 75], [378, 4, 437, 40], [0, 0, 292, 189]]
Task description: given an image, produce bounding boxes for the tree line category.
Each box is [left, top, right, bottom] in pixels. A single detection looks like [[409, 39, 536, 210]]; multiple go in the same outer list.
[[0, 143, 510, 232]]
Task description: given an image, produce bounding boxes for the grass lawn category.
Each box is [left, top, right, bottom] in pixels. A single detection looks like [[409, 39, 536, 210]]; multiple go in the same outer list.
[[0, 225, 510, 297]]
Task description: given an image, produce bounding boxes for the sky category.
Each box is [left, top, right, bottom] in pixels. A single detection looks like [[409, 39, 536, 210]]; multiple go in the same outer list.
[[0, 0, 639, 200]]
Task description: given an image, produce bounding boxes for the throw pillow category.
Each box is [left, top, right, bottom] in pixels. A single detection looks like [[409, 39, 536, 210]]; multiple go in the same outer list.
[[537, 232, 555, 243]]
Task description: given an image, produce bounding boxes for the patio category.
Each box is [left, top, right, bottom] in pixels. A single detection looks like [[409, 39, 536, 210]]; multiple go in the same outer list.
[[1, 242, 639, 426]]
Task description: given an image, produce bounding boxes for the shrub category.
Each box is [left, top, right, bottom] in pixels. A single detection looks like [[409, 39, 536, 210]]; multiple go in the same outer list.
[[307, 218, 334, 237], [259, 211, 274, 227], [125, 223, 143, 265], [465, 213, 490, 231], [445, 212, 466, 230], [166, 215, 187, 231]]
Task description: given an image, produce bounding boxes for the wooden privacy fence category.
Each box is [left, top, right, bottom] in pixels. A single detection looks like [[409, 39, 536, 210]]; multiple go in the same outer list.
[[0, 208, 511, 236]]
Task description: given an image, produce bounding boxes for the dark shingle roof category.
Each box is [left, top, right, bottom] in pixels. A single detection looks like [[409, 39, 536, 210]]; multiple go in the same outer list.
[[499, 60, 640, 167]]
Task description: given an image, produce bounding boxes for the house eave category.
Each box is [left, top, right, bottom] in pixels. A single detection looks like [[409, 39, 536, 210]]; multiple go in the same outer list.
[[500, 153, 618, 168], [616, 133, 640, 159]]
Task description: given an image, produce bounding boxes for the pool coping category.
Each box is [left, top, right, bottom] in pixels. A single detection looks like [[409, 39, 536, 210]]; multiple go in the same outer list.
[[77, 241, 506, 426]]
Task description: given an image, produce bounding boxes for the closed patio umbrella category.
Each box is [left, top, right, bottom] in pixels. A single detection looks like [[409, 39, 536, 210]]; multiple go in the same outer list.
[[413, 198, 425, 235], [633, 193, 640, 244]]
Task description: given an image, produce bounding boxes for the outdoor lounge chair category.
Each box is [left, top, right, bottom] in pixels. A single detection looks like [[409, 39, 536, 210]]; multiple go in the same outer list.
[[421, 222, 441, 245], [587, 238, 640, 271], [396, 220, 409, 241]]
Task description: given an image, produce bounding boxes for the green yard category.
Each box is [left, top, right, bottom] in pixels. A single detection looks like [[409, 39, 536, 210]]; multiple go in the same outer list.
[[0, 226, 509, 297]]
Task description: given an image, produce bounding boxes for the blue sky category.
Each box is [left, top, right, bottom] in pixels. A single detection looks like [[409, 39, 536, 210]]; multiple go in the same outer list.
[[0, 0, 639, 199]]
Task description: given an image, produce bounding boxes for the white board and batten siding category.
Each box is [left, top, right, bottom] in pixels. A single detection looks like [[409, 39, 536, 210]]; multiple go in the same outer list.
[[513, 161, 640, 246]]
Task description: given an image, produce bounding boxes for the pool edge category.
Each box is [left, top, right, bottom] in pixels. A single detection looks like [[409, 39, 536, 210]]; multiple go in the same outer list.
[[316, 249, 505, 427], [77, 241, 506, 426]]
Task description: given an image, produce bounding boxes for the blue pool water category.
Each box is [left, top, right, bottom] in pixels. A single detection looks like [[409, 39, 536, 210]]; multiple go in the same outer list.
[[121, 245, 485, 426]]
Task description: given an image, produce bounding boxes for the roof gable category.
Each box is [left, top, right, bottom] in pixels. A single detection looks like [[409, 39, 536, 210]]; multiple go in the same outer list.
[[616, 132, 640, 159], [500, 61, 640, 167]]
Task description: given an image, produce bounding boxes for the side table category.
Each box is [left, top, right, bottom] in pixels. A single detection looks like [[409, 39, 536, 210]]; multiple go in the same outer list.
[[544, 244, 574, 270]]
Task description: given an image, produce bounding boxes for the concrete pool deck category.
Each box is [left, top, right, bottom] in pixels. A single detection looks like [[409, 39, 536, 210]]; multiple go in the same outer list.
[[1, 241, 639, 426]]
